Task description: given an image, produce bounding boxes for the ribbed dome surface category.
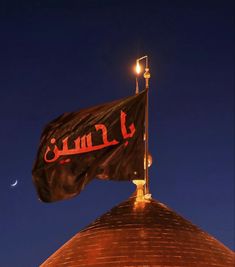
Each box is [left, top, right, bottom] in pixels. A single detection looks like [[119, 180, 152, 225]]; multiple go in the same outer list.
[[41, 196, 234, 267]]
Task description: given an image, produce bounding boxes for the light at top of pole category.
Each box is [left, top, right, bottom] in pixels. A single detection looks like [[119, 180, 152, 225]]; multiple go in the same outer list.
[[135, 60, 141, 74]]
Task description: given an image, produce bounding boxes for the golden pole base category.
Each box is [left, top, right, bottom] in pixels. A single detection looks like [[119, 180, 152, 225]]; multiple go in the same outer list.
[[133, 180, 152, 203]]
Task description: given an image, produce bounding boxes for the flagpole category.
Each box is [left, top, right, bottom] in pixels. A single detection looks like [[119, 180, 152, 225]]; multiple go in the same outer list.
[[144, 58, 150, 195], [135, 56, 151, 196]]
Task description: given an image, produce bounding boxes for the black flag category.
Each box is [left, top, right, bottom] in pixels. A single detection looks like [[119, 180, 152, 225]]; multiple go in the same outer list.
[[32, 90, 146, 202]]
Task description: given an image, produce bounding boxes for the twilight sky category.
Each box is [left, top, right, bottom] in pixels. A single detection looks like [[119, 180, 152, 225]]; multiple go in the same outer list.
[[0, 1, 234, 266]]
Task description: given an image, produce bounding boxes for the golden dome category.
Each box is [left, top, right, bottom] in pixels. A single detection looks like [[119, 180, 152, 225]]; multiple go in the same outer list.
[[41, 196, 234, 266]]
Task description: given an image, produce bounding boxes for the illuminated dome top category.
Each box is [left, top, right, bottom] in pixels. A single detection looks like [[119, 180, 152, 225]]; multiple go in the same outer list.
[[41, 196, 234, 267]]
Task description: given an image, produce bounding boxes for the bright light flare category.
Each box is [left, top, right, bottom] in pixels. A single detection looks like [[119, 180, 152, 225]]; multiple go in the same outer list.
[[135, 60, 141, 74]]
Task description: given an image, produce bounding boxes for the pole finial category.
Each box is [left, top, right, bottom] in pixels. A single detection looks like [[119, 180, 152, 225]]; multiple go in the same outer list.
[[144, 67, 151, 89]]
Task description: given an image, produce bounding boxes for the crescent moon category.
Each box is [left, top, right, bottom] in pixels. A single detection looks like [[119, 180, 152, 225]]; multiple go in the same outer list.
[[11, 180, 18, 187]]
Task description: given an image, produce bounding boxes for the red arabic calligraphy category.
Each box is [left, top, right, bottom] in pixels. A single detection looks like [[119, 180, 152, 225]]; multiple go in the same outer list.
[[44, 110, 136, 163], [120, 110, 136, 142]]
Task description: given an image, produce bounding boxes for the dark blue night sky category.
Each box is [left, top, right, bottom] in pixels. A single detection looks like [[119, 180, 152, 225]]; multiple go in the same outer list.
[[0, 1, 234, 266]]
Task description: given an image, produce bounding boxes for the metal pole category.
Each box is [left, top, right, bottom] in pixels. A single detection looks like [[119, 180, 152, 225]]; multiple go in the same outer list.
[[135, 56, 150, 196], [135, 77, 139, 94], [144, 63, 150, 195]]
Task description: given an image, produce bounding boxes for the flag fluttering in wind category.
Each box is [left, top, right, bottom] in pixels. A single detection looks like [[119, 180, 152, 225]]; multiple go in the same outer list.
[[32, 90, 146, 202]]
